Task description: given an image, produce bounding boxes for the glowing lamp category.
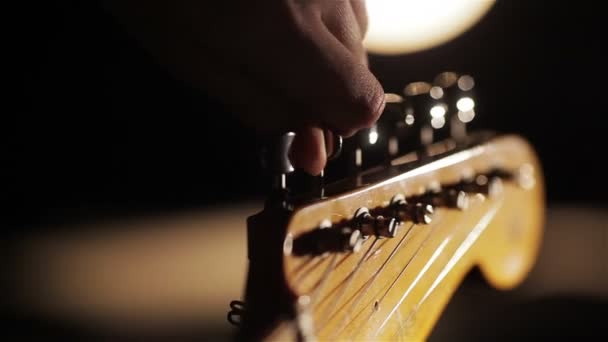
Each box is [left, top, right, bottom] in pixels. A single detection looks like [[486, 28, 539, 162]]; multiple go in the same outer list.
[[364, 0, 496, 55]]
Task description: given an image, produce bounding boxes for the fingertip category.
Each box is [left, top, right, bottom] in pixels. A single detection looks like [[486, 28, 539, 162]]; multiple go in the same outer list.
[[330, 63, 386, 132], [289, 128, 327, 176], [365, 87, 387, 126]]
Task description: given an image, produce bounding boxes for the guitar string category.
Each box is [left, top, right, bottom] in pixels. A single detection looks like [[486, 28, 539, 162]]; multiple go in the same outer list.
[[377, 222, 439, 306], [314, 238, 379, 329], [388, 202, 501, 340], [375, 197, 494, 338], [347, 222, 441, 340], [330, 249, 361, 274], [328, 223, 416, 340], [291, 228, 366, 280], [314, 237, 379, 331], [294, 255, 328, 284], [308, 198, 479, 337], [372, 230, 452, 337], [309, 253, 339, 303], [290, 255, 314, 276], [290, 244, 356, 297], [310, 239, 388, 310]]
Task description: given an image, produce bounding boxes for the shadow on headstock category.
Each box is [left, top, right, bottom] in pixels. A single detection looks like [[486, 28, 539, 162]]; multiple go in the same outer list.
[[235, 72, 545, 341]]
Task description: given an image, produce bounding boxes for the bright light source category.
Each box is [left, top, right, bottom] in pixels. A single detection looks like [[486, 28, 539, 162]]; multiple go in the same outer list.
[[430, 86, 444, 99], [364, 0, 496, 55], [456, 97, 475, 112], [431, 116, 446, 129], [430, 104, 446, 118], [458, 75, 475, 91], [458, 109, 476, 123], [405, 114, 415, 126], [368, 126, 379, 144]]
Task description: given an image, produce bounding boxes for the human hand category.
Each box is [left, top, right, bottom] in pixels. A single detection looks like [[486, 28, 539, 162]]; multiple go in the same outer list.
[[105, 0, 385, 175]]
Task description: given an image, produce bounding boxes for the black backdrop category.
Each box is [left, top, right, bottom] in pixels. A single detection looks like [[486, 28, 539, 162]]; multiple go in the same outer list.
[[9, 1, 606, 231]]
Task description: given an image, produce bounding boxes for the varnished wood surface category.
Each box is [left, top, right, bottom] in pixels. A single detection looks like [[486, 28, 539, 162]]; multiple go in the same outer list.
[[278, 135, 544, 340]]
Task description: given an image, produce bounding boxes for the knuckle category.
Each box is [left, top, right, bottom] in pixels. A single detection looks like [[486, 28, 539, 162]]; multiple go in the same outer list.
[[352, 91, 384, 127], [344, 76, 385, 128]]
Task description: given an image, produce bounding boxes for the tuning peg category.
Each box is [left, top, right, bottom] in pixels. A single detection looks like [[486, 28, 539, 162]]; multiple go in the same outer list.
[[380, 93, 407, 159], [260, 132, 295, 191], [390, 195, 434, 225], [403, 81, 434, 147], [453, 174, 503, 198], [411, 187, 469, 210], [341, 123, 383, 175], [280, 130, 344, 199], [354, 207, 399, 238], [433, 72, 477, 142], [326, 132, 343, 161], [291, 222, 364, 256]]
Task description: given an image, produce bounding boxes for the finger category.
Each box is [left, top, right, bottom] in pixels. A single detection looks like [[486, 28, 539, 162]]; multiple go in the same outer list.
[[321, 0, 368, 66], [310, 21, 386, 135], [221, 6, 385, 137], [289, 127, 326, 175], [350, 0, 369, 39]]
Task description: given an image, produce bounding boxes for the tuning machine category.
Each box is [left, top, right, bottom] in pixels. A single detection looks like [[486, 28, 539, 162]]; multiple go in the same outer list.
[[390, 194, 435, 225], [290, 220, 364, 256], [258, 132, 297, 208], [409, 184, 470, 211], [433, 71, 477, 143], [353, 207, 399, 238], [453, 173, 504, 198], [380, 93, 408, 159], [402, 81, 433, 148], [266, 130, 344, 200]]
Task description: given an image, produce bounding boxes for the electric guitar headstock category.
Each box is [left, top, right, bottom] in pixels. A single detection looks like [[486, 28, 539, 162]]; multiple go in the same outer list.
[[231, 72, 545, 341]]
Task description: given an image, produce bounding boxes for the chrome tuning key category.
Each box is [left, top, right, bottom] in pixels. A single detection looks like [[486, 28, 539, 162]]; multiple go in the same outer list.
[[263, 132, 295, 191], [433, 71, 477, 143], [403, 81, 433, 147], [291, 220, 364, 256], [381, 93, 407, 159], [453, 174, 504, 198], [260, 132, 296, 207], [390, 194, 434, 225], [427, 71, 456, 142], [283, 130, 343, 199], [410, 186, 469, 211], [354, 207, 399, 238]]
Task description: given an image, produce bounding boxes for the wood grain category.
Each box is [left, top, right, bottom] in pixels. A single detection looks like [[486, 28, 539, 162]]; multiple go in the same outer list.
[[277, 135, 545, 341]]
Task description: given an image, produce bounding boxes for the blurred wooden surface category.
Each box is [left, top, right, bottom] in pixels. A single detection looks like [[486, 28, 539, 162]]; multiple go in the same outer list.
[[9, 203, 607, 339]]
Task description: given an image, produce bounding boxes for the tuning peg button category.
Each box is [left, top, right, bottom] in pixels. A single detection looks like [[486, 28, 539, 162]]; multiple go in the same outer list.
[[412, 188, 469, 210], [403, 81, 433, 147], [339, 227, 364, 252], [354, 208, 399, 238], [375, 215, 400, 238], [291, 224, 364, 256], [391, 195, 434, 225], [433, 72, 477, 142], [455, 175, 503, 198]]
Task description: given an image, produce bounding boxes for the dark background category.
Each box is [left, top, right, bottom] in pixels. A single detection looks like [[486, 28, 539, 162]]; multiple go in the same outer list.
[[6, 2, 607, 340], [9, 1, 606, 231]]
